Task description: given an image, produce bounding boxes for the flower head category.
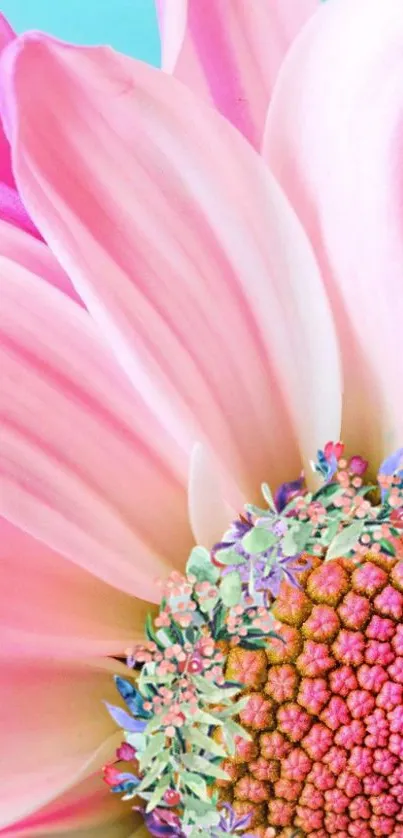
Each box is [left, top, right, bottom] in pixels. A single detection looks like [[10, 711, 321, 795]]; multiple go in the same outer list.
[[2, 1, 403, 837]]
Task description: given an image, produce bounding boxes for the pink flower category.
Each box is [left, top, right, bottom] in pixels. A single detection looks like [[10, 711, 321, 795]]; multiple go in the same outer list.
[[116, 742, 136, 761], [102, 764, 122, 787], [0, 1, 403, 837], [349, 455, 369, 476]]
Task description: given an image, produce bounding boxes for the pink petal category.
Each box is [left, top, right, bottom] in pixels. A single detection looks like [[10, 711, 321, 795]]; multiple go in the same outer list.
[[0, 14, 15, 189], [264, 0, 403, 463], [188, 443, 236, 547], [157, 0, 318, 149], [0, 517, 153, 659], [0, 657, 128, 830], [0, 261, 192, 599], [0, 180, 42, 238], [0, 218, 80, 302], [2, 35, 341, 499], [0, 774, 137, 836], [0, 18, 42, 239]]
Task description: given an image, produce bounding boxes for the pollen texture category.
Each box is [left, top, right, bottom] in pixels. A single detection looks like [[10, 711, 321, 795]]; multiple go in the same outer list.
[[216, 553, 403, 838]]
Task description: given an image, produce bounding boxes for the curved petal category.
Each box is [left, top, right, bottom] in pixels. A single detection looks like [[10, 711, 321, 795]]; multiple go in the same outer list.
[[0, 517, 154, 658], [0, 260, 192, 599], [0, 658, 128, 830], [0, 18, 41, 239], [264, 0, 403, 463], [188, 443, 236, 547], [0, 218, 80, 301], [0, 14, 15, 189], [0, 775, 137, 837], [156, 0, 318, 149], [2, 35, 342, 500], [0, 180, 41, 238]]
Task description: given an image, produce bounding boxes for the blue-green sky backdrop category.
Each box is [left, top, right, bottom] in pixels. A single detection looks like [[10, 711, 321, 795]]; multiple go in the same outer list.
[[2, 0, 161, 65]]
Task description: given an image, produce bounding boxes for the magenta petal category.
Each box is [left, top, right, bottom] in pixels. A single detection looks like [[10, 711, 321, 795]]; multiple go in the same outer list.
[[0, 181, 42, 238]]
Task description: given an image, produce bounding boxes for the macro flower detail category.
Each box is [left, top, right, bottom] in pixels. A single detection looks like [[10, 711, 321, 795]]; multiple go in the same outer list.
[[2, 1, 403, 836], [102, 450, 403, 837]]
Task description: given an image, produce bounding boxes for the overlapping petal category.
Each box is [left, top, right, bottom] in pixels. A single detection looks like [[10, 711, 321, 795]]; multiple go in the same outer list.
[[0, 517, 153, 658], [0, 775, 137, 837], [0, 16, 41, 238], [188, 443, 235, 547], [0, 14, 15, 189], [0, 658, 128, 830], [0, 259, 192, 599], [265, 0, 403, 464], [2, 34, 342, 501], [0, 219, 80, 301], [156, 0, 318, 149]]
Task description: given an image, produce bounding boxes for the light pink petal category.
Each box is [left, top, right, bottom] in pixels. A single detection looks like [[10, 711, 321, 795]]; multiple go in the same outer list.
[[157, 0, 318, 149], [0, 517, 153, 658], [0, 775, 137, 837], [0, 658, 127, 830], [3, 35, 341, 499], [188, 443, 236, 547], [0, 218, 80, 301], [0, 261, 192, 598], [264, 0, 403, 463]]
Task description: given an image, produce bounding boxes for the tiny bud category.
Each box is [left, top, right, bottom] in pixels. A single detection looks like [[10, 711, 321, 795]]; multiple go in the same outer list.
[[164, 789, 181, 806]]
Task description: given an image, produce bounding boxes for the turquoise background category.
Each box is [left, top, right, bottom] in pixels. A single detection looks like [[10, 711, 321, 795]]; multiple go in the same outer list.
[[1, 0, 161, 65]]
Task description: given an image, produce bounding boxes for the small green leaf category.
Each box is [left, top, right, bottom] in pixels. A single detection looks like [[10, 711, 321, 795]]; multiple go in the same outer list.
[[155, 628, 174, 648], [281, 526, 297, 557], [182, 772, 209, 800], [181, 753, 230, 780], [321, 519, 340, 546], [143, 673, 174, 686], [225, 719, 251, 741], [325, 519, 365, 562], [181, 795, 217, 817], [222, 725, 236, 756], [379, 538, 396, 556], [242, 527, 276, 554], [136, 755, 169, 793], [145, 612, 164, 648], [261, 483, 276, 511], [138, 662, 155, 698], [186, 546, 219, 583], [191, 675, 239, 702], [145, 776, 171, 813], [184, 726, 227, 758], [199, 597, 219, 616], [191, 708, 224, 726], [126, 732, 146, 751], [220, 571, 242, 606], [293, 522, 314, 552], [215, 548, 246, 566], [314, 482, 342, 503], [138, 732, 166, 771], [357, 485, 377, 497], [239, 638, 267, 649], [195, 812, 221, 828], [214, 696, 249, 718], [212, 602, 227, 639], [144, 708, 169, 735]]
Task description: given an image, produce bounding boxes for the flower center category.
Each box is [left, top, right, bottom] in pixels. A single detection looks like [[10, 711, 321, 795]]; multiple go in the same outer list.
[[103, 444, 403, 838]]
